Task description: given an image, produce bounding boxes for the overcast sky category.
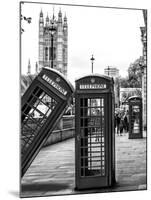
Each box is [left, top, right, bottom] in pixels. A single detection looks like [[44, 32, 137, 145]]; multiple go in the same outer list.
[[21, 2, 144, 85]]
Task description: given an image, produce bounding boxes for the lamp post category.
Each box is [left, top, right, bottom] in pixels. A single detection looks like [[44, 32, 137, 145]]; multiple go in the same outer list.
[[49, 21, 56, 68], [107, 66, 110, 76], [90, 55, 95, 73], [48, 21, 56, 110]]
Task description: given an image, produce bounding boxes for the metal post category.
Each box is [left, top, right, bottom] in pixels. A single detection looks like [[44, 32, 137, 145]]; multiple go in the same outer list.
[[49, 22, 56, 69], [51, 34, 53, 68], [90, 55, 95, 74]]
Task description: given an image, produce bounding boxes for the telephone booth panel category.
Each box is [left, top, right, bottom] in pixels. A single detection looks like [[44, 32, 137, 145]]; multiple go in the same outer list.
[[21, 68, 74, 177], [75, 75, 115, 190], [128, 96, 142, 139]]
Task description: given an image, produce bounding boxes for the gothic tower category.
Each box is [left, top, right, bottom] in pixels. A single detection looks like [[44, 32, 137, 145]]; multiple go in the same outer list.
[[38, 9, 68, 77]]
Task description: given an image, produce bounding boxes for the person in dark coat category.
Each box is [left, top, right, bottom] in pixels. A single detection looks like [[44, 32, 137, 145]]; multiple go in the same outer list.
[[116, 113, 121, 135], [123, 112, 128, 133], [114, 114, 117, 129], [120, 115, 124, 135]]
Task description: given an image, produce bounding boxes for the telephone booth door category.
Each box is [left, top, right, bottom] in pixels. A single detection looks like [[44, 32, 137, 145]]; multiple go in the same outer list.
[[128, 96, 142, 139], [21, 68, 74, 177], [75, 75, 115, 190]]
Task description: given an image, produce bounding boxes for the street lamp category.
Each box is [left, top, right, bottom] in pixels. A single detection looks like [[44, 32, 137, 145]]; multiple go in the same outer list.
[[90, 55, 95, 73], [107, 66, 110, 76], [49, 21, 56, 69]]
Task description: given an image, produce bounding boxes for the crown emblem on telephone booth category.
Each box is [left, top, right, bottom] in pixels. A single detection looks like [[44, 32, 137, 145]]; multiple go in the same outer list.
[[56, 77, 61, 82], [91, 78, 95, 83]]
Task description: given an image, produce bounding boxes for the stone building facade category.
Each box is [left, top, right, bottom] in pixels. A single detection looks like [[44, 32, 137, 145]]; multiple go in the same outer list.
[[104, 67, 119, 78]]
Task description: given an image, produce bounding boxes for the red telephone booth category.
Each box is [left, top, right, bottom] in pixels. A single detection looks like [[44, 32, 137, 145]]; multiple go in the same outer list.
[[21, 68, 74, 177], [128, 96, 143, 139], [75, 74, 115, 189]]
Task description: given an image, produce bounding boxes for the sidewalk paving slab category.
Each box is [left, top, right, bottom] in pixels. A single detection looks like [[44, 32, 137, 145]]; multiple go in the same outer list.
[[21, 132, 147, 198]]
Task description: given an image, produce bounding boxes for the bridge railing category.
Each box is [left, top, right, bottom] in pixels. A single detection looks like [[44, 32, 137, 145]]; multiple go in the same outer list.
[[44, 115, 75, 146]]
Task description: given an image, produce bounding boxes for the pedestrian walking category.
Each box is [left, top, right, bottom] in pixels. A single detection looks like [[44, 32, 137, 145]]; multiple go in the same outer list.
[[119, 116, 124, 136], [114, 113, 117, 129], [126, 110, 129, 132], [116, 113, 121, 136], [123, 112, 128, 133]]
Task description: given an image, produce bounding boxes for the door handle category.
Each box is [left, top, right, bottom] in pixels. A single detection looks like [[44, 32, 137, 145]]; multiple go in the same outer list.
[[77, 135, 80, 141]]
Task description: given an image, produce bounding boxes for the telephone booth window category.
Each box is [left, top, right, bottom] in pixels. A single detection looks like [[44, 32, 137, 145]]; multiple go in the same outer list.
[[80, 97, 105, 177], [131, 105, 140, 134], [21, 86, 57, 156]]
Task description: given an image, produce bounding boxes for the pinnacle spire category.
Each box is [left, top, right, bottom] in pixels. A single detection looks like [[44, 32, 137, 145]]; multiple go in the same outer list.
[[64, 13, 67, 22], [35, 62, 38, 74], [46, 13, 49, 21], [40, 9, 43, 17], [45, 13, 49, 26], [63, 13, 67, 27], [58, 8, 62, 23], [27, 59, 31, 75], [53, 6, 55, 20], [59, 8, 62, 16]]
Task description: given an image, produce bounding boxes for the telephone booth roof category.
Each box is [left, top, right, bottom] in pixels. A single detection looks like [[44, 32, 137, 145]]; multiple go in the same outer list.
[[75, 73, 114, 92], [75, 73, 114, 83], [40, 67, 74, 93]]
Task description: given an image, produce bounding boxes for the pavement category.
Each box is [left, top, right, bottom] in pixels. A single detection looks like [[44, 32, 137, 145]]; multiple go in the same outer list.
[[21, 131, 147, 198]]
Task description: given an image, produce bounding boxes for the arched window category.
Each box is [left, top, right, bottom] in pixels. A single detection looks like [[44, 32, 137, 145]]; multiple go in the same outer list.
[[49, 47, 56, 60], [45, 47, 48, 61], [63, 49, 65, 62]]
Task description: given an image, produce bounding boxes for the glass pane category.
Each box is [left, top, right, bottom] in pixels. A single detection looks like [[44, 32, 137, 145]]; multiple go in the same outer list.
[[33, 98, 40, 107], [80, 98, 83, 107], [24, 105, 32, 115], [46, 108, 53, 117], [36, 103, 49, 115], [83, 108, 88, 116], [80, 108, 83, 117], [84, 98, 88, 107], [88, 117, 101, 127], [101, 98, 104, 107], [35, 88, 44, 98], [33, 86, 39, 95], [42, 94, 51, 104], [32, 109, 43, 118], [88, 98, 91, 107]]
